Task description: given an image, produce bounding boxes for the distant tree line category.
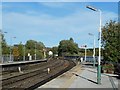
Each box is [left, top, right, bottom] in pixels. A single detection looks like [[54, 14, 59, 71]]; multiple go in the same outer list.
[[2, 20, 119, 62], [1, 34, 99, 61], [1, 37, 45, 61]]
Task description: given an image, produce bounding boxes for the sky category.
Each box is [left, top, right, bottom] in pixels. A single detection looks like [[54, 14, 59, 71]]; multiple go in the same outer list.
[[1, 2, 118, 48]]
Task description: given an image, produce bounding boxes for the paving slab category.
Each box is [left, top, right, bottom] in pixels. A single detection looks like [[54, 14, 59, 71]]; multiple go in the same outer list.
[[36, 64, 119, 89], [36, 64, 82, 89]]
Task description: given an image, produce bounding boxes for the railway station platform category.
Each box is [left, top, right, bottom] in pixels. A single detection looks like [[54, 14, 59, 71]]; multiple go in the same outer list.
[[36, 63, 119, 89]]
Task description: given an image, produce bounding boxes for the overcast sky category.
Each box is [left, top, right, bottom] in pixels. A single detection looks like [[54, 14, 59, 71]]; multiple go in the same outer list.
[[1, 2, 118, 48]]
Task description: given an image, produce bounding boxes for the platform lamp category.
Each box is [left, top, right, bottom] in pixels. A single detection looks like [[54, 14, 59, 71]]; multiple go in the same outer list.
[[86, 5, 102, 84]]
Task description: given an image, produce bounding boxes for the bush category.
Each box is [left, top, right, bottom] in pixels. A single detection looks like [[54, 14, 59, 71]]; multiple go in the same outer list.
[[102, 63, 114, 73]]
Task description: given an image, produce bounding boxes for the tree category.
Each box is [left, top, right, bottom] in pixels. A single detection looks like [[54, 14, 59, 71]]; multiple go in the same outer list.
[[26, 40, 45, 50], [25, 40, 45, 59], [26, 40, 36, 49], [102, 20, 120, 62], [69, 37, 74, 42], [13, 46, 19, 61], [58, 38, 79, 56], [1, 33, 10, 55], [18, 42, 24, 60], [51, 46, 58, 57]]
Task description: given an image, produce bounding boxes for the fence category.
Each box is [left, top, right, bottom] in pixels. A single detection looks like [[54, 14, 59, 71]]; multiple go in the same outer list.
[[64, 56, 103, 63], [2, 55, 14, 63], [1, 55, 43, 63]]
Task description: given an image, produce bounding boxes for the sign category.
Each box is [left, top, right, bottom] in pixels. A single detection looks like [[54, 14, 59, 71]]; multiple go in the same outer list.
[[48, 51, 53, 56], [28, 53, 30, 56]]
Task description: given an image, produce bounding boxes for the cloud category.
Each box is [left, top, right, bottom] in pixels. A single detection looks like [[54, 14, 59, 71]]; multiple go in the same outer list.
[[102, 11, 118, 23], [2, 5, 118, 47], [40, 2, 66, 8]]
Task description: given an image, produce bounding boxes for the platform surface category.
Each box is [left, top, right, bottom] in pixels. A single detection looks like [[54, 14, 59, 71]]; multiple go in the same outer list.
[[36, 63, 119, 89], [0, 59, 47, 66]]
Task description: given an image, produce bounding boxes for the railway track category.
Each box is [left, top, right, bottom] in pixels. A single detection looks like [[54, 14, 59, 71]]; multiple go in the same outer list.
[[1, 59, 76, 89], [1, 59, 47, 77], [2, 59, 59, 80]]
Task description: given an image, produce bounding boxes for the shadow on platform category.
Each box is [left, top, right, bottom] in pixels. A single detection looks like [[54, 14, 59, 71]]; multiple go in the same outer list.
[[72, 73, 98, 84]]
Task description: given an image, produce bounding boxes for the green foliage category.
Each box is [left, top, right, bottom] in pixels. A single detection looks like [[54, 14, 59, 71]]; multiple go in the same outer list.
[[36, 50, 44, 59], [69, 37, 74, 42], [25, 40, 45, 59], [79, 48, 97, 56], [1, 34, 46, 60], [58, 38, 79, 56], [13, 46, 19, 57], [18, 42, 24, 56], [1, 34, 10, 55], [51, 46, 58, 55], [102, 63, 114, 71], [102, 20, 120, 62], [26, 40, 45, 50], [8, 40, 45, 60], [26, 40, 36, 49]]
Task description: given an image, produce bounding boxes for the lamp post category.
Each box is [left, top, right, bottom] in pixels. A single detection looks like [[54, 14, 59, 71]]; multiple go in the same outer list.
[[23, 44, 25, 61], [81, 45, 87, 62], [43, 48, 46, 59], [88, 33, 96, 68], [86, 5, 102, 84], [35, 42, 37, 60], [84, 45, 87, 62], [0, 30, 2, 63], [10, 36, 16, 62]]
